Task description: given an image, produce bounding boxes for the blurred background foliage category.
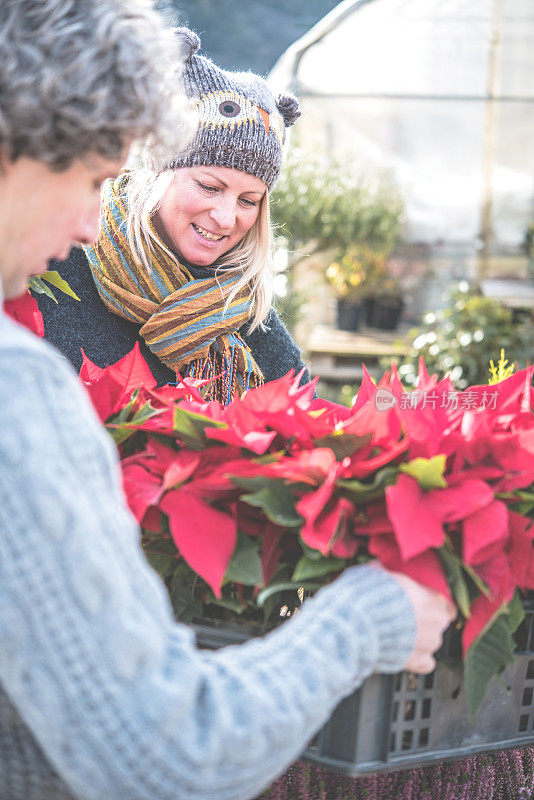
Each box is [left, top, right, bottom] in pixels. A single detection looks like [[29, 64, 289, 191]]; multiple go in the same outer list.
[[320, 282, 534, 405], [271, 150, 403, 260], [395, 283, 534, 389], [270, 150, 405, 335]]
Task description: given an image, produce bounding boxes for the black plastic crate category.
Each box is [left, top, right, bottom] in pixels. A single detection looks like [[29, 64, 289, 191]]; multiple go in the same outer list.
[[193, 606, 534, 776]]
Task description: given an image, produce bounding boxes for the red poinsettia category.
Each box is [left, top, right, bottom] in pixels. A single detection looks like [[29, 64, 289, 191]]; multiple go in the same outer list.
[[4, 291, 45, 337], [80, 345, 534, 716]]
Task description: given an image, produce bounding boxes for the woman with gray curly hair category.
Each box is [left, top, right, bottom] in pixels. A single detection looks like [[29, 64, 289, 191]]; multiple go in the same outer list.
[[0, 2, 454, 800], [0, 0, 188, 297], [38, 28, 311, 405], [0, 0, 187, 169]]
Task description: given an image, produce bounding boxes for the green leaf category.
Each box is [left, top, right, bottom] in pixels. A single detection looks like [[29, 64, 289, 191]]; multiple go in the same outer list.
[[508, 590, 525, 634], [132, 404, 162, 425], [40, 270, 80, 301], [108, 427, 134, 446], [254, 451, 285, 466], [106, 390, 142, 426], [258, 564, 293, 625], [499, 490, 534, 502], [301, 542, 323, 561], [206, 596, 246, 614], [111, 397, 137, 425], [107, 397, 162, 444], [400, 455, 447, 490], [145, 552, 177, 579], [503, 490, 534, 516], [241, 481, 302, 527], [224, 530, 263, 586], [142, 533, 175, 553], [173, 407, 224, 450], [462, 561, 491, 599], [512, 500, 534, 516], [230, 476, 275, 492], [337, 466, 399, 503], [464, 605, 516, 720], [256, 580, 322, 608], [292, 555, 346, 581], [29, 276, 58, 302], [314, 431, 372, 460], [438, 546, 470, 618], [168, 566, 203, 623]]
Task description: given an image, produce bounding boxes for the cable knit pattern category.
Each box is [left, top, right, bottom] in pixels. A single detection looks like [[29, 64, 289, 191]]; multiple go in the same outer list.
[[0, 300, 415, 800]]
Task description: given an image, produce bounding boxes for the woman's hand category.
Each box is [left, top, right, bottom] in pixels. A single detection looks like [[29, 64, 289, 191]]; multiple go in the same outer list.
[[388, 571, 457, 674]]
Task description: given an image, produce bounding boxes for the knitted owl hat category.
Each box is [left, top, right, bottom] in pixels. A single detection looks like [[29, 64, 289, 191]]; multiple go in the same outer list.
[[168, 28, 300, 190]]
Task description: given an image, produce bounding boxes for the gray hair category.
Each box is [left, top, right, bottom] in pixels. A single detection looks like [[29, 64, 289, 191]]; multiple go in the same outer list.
[[0, 0, 189, 170]]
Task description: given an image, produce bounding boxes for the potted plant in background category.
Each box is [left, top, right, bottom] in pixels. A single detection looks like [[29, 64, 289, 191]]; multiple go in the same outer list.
[[270, 149, 404, 336], [325, 243, 392, 331], [365, 270, 405, 330], [325, 243, 408, 332]]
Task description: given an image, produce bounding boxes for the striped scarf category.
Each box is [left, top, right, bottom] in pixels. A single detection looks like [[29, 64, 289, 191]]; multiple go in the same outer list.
[[84, 173, 264, 404]]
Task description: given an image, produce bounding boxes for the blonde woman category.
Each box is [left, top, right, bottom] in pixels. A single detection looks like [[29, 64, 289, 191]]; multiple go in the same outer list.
[[39, 28, 309, 404]]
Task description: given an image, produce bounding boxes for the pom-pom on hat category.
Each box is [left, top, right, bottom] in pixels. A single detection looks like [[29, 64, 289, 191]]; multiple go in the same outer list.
[[169, 28, 300, 190]]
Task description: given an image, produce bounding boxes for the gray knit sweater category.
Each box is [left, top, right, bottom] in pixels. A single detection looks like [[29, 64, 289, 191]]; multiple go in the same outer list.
[[0, 292, 415, 800]]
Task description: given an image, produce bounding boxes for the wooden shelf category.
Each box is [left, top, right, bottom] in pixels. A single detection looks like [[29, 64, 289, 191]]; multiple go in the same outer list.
[[306, 324, 411, 384], [481, 279, 534, 309]]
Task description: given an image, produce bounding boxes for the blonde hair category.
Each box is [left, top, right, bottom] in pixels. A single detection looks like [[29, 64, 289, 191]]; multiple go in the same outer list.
[[124, 168, 274, 332]]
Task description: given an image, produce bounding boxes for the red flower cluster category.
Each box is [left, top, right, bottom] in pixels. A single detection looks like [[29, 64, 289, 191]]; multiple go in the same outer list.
[[4, 292, 45, 337], [80, 346, 534, 712]]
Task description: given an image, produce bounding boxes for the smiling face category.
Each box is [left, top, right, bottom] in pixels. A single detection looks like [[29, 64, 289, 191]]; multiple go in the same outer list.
[[0, 151, 127, 299], [155, 165, 266, 267]]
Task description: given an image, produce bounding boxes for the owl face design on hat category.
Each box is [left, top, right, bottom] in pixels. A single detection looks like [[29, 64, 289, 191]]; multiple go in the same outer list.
[[169, 28, 300, 190], [193, 89, 285, 145]]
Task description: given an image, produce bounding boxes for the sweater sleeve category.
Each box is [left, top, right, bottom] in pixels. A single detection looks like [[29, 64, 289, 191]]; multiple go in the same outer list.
[[242, 308, 311, 385], [0, 330, 415, 800]]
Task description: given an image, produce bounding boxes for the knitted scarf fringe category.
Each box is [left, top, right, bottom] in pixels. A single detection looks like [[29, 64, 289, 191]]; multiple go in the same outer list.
[[185, 344, 263, 405]]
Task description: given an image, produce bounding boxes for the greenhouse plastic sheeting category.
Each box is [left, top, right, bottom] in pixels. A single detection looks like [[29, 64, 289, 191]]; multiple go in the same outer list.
[[269, 0, 534, 263]]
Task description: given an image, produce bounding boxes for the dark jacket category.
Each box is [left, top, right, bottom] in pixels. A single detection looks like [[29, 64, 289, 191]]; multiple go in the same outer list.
[[38, 247, 310, 387]]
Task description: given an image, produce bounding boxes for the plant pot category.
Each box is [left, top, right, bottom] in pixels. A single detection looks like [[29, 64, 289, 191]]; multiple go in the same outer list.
[[336, 299, 363, 332], [194, 600, 534, 776], [367, 296, 404, 331], [362, 296, 376, 326]]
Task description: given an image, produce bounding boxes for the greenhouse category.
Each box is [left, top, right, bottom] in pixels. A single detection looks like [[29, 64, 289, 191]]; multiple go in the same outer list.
[[269, 0, 534, 293]]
